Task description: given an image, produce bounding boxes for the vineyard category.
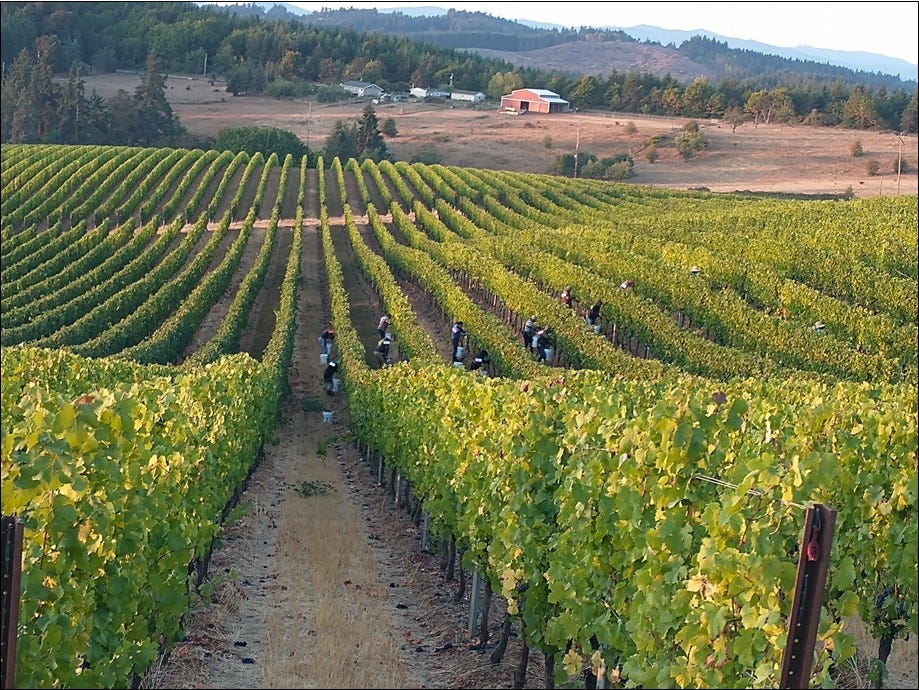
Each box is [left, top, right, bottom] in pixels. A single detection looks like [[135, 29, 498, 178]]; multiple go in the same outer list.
[[1, 143, 917, 689]]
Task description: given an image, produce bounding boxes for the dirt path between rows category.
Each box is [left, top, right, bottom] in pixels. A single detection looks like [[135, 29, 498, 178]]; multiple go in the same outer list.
[[145, 209, 546, 688]]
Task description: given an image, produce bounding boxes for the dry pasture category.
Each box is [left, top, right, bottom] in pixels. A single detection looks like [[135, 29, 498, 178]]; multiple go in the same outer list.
[[84, 72, 918, 199]]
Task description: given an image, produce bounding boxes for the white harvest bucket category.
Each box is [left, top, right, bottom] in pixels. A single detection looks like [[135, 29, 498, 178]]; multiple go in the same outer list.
[[320, 353, 329, 365], [543, 347, 555, 362], [322, 410, 334, 424], [455, 345, 465, 358], [531, 335, 539, 348], [453, 361, 465, 369], [332, 377, 342, 393], [592, 324, 602, 334]]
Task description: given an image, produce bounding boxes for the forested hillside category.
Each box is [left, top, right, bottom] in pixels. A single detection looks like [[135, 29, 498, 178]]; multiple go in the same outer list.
[[235, 3, 916, 91]]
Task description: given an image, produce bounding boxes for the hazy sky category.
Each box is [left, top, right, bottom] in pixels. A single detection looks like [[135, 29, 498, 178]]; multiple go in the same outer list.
[[286, 1, 919, 64]]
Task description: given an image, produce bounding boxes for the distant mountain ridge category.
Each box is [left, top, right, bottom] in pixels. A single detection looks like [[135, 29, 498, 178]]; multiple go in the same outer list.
[[242, 2, 916, 83], [211, 2, 916, 85], [610, 25, 918, 82]]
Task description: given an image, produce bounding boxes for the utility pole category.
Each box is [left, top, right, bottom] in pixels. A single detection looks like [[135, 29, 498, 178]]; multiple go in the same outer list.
[[896, 136, 903, 196], [203, 52, 208, 78], [574, 120, 581, 178], [306, 100, 312, 149]]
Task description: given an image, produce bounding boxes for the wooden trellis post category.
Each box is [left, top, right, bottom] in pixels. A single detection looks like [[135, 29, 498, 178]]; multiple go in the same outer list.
[[2, 515, 24, 690], [780, 504, 836, 689]]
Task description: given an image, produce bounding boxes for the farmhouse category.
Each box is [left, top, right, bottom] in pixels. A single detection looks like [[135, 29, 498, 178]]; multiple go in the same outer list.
[[372, 91, 411, 104], [339, 80, 384, 98], [500, 88, 570, 114], [450, 89, 486, 104], [410, 86, 451, 99]]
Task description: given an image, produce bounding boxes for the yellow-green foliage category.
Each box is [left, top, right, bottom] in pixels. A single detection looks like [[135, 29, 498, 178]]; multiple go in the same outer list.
[[1, 346, 274, 688]]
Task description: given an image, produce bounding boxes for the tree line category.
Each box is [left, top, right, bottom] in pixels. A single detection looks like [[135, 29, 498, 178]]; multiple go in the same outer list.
[[1, 0, 916, 146], [234, 4, 914, 93], [1, 39, 185, 147], [1, 35, 394, 168]]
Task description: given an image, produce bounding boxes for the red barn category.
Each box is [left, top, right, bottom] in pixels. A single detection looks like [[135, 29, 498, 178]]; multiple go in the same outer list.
[[500, 88, 570, 114]]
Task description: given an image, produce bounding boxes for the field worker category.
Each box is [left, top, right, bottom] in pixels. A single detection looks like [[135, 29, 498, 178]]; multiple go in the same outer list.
[[451, 320, 467, 361], [587, 300, 602, 327], [377, 314, 391, 340], [468, 349, 490, 375], [374, 337, 392, 367], [318, 325, 335, 355], [323, 360, 338, 396], [522, 314, 537, 352], [535, 326, 553, 363], [561, 285, 574, 308]]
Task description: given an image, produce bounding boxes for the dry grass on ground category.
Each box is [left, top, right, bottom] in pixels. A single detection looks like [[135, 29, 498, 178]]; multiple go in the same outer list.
[[83, 72, 918, 200]]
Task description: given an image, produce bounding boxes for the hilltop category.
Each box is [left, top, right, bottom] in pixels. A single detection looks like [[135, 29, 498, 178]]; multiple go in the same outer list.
[[216, 2, 917, 87]]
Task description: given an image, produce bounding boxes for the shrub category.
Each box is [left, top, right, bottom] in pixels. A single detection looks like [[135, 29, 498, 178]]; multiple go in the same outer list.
[[683, 119, 700, 133], [316, 84, 348, 103], [803, 109, 822, 126], [264, 79, 311, 100], [646, 145, 659, 163], [214, 125, 308, 158], [410, 144, 441, 164], [580, 153, 635, 180], [604, 160, 635, 180], [543, 135, 553, 149], [676, 131, 708, 160], [851, 140, 864, 157], [866, 159, 880, 176], [551, 150, 597, 176], [382, 118, 398, 137], [624, 121, 638, 134]]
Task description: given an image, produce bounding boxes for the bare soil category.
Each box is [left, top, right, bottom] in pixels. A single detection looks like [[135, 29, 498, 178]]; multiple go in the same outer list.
[[104, 71, 918, 689]]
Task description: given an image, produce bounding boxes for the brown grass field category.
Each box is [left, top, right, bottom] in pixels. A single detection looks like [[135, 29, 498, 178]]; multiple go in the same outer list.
[[87, 72, 918, 199]]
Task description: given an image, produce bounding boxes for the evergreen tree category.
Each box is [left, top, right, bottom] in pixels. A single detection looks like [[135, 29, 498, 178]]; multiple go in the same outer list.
[[133, 51, 183, 146], [356, 103, 389, 162], [900, 92, 918, 134], [842, 86, 880, 130], [82, 92, 112, 144], [31, 36, 60, 141], [107, 89, 138, 144], [323, 120, 360, 161], [56, 66, 86, 143], [0, 39, 59, 143], [0, 49, 33, 142]]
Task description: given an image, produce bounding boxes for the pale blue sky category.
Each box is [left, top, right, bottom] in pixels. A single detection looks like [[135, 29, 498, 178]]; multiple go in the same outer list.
[[283, 1, 918, 65]]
